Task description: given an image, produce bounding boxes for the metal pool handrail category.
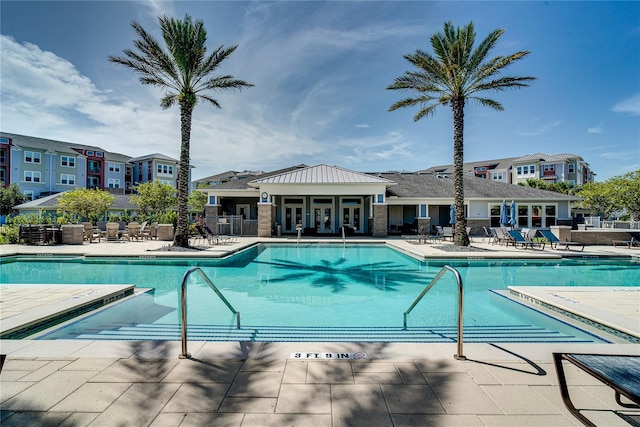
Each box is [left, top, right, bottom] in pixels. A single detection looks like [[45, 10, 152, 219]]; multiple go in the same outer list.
[[179, 267, 240, 359], [403, 265, 466, 360]]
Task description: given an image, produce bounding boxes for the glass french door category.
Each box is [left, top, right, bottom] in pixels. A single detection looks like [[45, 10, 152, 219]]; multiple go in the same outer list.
[[284, 206, 303, 233], [341, 198, 363, 233], [342, 206, 361, 231], [314, 207, 333, 234]]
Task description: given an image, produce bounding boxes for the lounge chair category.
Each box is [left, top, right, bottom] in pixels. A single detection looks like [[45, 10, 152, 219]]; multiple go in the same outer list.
[[539, 230, 584, 251], [193, 225, 215, 245], [493, 227, 511, 245], [507, 230, 545, 250], [612, 232, 640, 248], [441, 226, 454, 241], [553, 353, 640, 426]]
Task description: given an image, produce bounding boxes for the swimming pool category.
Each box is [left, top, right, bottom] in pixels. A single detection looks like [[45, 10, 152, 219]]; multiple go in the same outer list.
[[2, 244, 638, 342]]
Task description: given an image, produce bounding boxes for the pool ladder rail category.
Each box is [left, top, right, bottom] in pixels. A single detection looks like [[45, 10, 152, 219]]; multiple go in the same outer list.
[[179, 265, 464, 360], [403, 265, 466, 360], [179, 267, 240, 359]]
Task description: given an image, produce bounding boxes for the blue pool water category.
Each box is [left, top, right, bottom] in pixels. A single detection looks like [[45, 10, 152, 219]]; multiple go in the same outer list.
[[1, 244, 638, 342]]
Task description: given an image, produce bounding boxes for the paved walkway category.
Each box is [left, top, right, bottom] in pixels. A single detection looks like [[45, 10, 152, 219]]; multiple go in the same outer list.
[[1, 238, 639, 426]]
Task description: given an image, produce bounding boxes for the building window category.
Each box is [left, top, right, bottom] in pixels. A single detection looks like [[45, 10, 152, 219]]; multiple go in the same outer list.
[[209, 195, 216, 205], [490, 172, 504, 181], [87, 150, 94, 156], [96, 152, 103, 157], [60, 174, 75, 185], [158, 179, 174, 186], [0, 147, 6, 163], [108, 178, 121, 188], [24, 171, 41, 183], [0, 167, 6, 185], [516, 165, 535, 177], [568, 163, 575, 173], [107, 162, 121, 173], [88, 160, 100, 173], [24, 151, 41, 164], [157, 164, 174, 176], [543, 164, 555, 172], [60, 155, 75, 167], [24, 190, 33, 201]]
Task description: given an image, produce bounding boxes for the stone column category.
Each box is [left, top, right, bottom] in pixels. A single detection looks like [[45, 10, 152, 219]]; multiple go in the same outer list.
[[258, 203, 273, 237], [372, 205, 387, 237]]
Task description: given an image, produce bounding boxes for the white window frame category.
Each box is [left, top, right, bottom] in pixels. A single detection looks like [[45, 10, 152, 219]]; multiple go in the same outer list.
[[568, 163, 575, 173], [24, 151, 41, 164], [156, 164, 174, 176], [543, 164, 555, 172], [24, 170, 41, 183], [60, 155, 76, 168], [490, 171, 504, 181], [60, 174, 76, 185], [24, 190, 34, 201], [108, 178, 121, 188], [107, 162, 121, 173], [517, 164, 536, 177], [158, 179, 174, 186]]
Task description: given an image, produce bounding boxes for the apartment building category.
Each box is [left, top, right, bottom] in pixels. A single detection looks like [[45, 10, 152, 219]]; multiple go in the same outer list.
[[0, 132, 182, 200], [421, 153, 594, 186]]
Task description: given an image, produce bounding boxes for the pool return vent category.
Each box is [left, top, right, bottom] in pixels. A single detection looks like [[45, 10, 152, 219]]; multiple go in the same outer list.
[[179, 267, 240, 359], [403, 265, 466, 360]]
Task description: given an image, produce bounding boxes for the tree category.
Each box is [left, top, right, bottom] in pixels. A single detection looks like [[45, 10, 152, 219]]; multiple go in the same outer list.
[[56, 188, 115, 223], [0, 184, 27, 216], [130, 180, 177, 217], [188, 189, 207, 214], [109, 15, 252, 247], [612, 170, 640, 221], [576, 181, 617, 219], [388, 22, 535, 245]]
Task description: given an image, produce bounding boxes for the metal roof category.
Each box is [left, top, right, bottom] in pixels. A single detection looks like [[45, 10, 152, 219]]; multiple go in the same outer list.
[[250, 164, 395, 185]]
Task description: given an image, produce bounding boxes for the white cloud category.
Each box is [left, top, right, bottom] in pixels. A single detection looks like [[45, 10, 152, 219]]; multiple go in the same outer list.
[[587, 121, 604, 134], [516, 120, 562, 137], [612, 94, 640, 116], [356, 124, 370, 128]]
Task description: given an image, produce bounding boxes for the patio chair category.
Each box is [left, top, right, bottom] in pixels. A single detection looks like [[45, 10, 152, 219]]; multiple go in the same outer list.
[[442, 226, 454, 241], [106, 222, 122, 242], [82, 222, 101, 243], [553, 353, 640, 427], [539, 230, 584, 251], [140, 222, 158, 240], [124, 222, 140, 241], [483, 226, 497, 244], [507, 230, 545, 250]]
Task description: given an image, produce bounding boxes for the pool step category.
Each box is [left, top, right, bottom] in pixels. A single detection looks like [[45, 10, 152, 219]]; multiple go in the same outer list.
[[74, 323, 593, 343]]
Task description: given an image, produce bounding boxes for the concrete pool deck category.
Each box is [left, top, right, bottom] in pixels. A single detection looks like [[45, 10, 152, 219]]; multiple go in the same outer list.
[[1, 238, 639, 426]]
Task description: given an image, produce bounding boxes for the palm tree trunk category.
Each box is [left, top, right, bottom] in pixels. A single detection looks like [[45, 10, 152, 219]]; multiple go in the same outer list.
[[451, 97, 470, 246], [173, 99, 193, 247]]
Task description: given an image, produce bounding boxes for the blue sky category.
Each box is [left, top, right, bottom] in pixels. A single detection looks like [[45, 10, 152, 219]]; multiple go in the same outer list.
[[1, 1, 638, 181]]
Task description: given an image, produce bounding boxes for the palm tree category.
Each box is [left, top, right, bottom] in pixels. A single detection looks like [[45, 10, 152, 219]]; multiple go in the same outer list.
[[109, 15, 252, 247], [388, 21, 535, 246]]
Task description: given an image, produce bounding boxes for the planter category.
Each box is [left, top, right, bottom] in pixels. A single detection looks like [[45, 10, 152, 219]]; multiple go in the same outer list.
[[61, 224, 84, 245], [156, 224, 174, 241]]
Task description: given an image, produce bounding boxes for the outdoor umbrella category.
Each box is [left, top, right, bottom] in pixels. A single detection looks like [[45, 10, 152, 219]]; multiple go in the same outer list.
[[449, 204, 455, 225], [500, 200, 509, 226], [510, 201, 517, 226]]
